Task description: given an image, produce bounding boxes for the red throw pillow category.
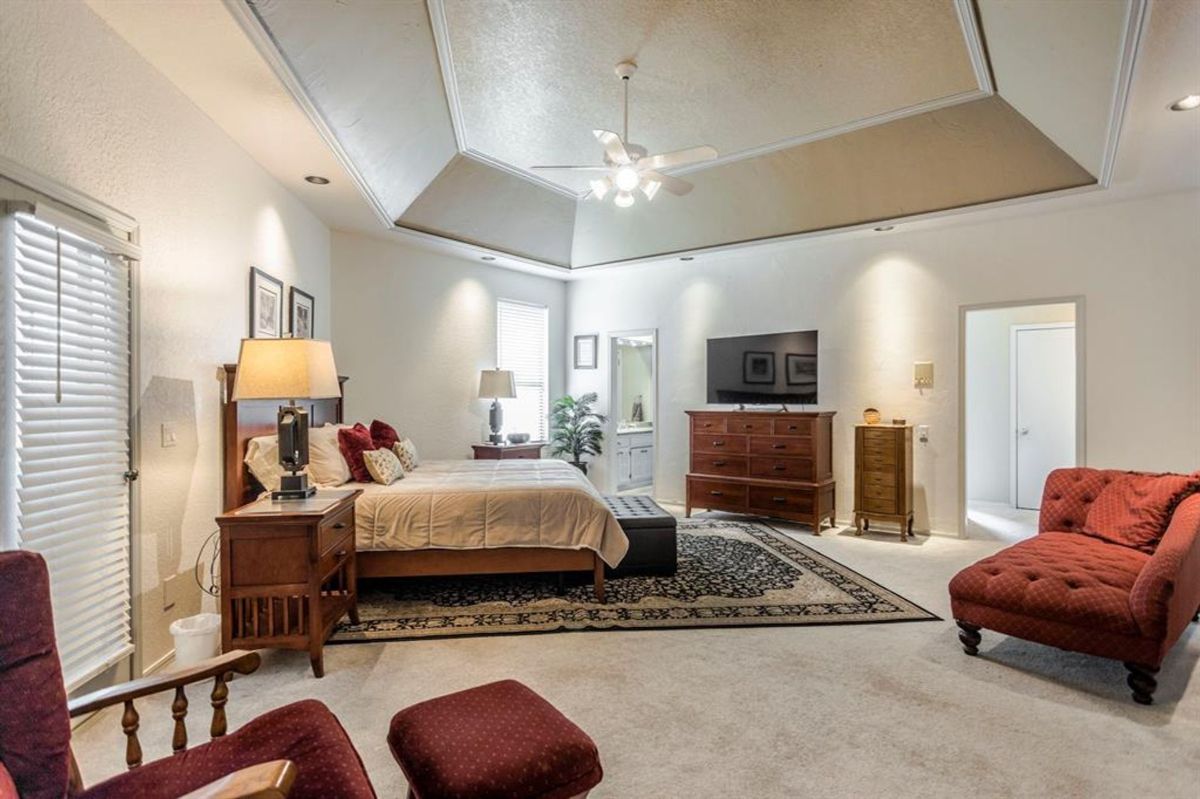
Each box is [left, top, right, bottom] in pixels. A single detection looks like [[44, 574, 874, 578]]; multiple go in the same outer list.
[[1083, 472, 1200, 553], [337, 423, 377, 483], [370, 419, 400, 451]]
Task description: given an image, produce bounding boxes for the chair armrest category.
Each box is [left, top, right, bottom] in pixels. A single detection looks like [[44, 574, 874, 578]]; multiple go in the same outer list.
[[68, 650, 261, 718], [179, 760, 296, 799], [1130, 494, 1200, 642]]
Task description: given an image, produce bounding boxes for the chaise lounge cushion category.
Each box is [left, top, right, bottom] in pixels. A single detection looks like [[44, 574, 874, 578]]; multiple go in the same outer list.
[[80, 699, 375, 799], [388, 680, 602, 799], [949, 532, 1149, 636]]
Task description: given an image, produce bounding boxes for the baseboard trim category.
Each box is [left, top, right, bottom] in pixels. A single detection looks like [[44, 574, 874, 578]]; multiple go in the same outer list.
[[143, 648, 175, 676]]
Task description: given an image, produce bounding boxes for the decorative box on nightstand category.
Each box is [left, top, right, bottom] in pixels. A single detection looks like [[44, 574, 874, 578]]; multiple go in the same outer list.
[[215, 489, 361, 678]]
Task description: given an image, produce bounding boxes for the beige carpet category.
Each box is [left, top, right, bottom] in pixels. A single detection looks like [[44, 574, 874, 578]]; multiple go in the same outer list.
[[72, 509, 1200, 798]]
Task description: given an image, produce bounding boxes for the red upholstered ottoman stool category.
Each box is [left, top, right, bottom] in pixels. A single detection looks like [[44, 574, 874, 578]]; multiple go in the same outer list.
[[388, 680, 603, 799]]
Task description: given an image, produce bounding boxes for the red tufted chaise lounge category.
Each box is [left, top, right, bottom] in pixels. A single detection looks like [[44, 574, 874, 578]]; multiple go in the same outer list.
[[949, 467, 1200, 704]]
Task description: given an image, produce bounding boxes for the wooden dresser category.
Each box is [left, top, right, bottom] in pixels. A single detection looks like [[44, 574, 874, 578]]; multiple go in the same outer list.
[[853, 424, 914, 541], [685, 410, 835, 533]]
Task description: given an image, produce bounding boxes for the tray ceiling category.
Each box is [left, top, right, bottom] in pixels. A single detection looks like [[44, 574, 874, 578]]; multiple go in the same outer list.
[[437, 0, 984, 194], [232, 0, 1143, 269]]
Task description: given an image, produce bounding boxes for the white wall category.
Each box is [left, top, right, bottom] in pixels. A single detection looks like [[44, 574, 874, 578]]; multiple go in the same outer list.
[[331, 232, 567, 460], [618, 343, 654, 424], [566, 190, 1200, 535], [965, 303, 1076, 503], [0, 1, 332, 669]]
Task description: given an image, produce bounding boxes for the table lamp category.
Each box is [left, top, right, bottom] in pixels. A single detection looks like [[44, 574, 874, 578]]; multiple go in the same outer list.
[[232, 338, 341, 500], [478, 368, 516, 444]]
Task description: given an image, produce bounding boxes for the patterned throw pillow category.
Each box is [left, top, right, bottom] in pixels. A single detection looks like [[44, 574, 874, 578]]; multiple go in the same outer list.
[[393, 438, 419, 471], [362, 447, 404, 485], [1083, 472, 1200, 552]]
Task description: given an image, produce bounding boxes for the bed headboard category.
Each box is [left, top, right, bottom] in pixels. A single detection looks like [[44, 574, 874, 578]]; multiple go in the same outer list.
[[221, 363, 348, 511]]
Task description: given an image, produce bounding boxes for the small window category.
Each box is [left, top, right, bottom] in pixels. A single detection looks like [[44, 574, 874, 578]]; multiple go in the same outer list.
[[496, 299, 549, 441]]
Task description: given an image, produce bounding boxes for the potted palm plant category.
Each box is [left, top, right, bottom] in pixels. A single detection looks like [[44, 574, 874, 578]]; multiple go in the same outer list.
[[549, 392, 606, 474]]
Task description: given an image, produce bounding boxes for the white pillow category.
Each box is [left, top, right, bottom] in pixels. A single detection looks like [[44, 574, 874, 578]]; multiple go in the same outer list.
[[244, 435, 304, 492], [363, 447, 404, 485], [309, 424, 351, 486], [393, 438, 419, 471]]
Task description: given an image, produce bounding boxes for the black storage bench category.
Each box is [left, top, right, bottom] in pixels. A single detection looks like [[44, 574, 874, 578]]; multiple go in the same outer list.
[[602, 495, 678, 577]]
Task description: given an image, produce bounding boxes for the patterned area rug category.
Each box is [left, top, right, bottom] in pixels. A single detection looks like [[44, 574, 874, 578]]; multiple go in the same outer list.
[[330, 518, 937, 643]]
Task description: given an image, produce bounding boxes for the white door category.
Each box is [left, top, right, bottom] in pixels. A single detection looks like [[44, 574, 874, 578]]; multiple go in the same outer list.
[[1013, 324, 1076, 509]]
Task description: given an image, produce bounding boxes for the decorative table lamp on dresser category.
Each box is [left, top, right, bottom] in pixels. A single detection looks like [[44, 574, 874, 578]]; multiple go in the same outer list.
[[479, 368, 517, 444]]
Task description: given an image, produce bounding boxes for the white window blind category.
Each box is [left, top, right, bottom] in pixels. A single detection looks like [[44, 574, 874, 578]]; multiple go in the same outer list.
[[497, 299, 549, 441], [1, 211, 133, 690]]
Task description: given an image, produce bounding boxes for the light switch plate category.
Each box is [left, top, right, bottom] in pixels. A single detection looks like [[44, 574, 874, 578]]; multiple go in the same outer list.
[[162, 573, 179, 611], [913, 361, 934, 389], [161, 422, 178, 448]]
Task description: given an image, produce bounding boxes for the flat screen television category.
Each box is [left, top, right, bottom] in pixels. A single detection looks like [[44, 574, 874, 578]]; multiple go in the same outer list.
[[706, 330, 818, 406]]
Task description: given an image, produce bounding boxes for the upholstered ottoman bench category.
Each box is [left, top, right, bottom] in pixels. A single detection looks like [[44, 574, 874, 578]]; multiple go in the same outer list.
[[603, 494, 678, 576], [388, 680, 603, 799]]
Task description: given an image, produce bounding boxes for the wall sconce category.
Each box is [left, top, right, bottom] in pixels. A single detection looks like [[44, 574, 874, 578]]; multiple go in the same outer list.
[[914, 361, 934, 389]]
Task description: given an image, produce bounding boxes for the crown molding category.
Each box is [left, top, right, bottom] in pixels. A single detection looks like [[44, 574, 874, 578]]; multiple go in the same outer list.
[[1098, 0, 1148, 188]]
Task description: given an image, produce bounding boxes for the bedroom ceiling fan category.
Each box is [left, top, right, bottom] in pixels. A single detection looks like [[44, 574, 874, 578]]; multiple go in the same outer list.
[[531, 61, 718, 207]]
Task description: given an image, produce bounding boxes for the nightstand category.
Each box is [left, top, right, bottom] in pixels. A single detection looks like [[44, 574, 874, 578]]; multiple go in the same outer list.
[[471, 442, 546, 460], [215, 489, 361, 677]]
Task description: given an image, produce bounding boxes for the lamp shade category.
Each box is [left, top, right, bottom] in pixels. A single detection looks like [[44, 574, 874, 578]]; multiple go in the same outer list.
[[231, 338, 341, 401], [478, 369, 517, 399]]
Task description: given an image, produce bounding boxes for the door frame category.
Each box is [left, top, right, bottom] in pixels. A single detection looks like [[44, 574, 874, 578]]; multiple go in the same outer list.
[[607, 328, 658, 494], [957, 297, 1086, 538], [1010, 322, 1076, 510]]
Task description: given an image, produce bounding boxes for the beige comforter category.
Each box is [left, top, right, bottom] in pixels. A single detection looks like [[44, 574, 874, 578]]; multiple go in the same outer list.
[[352, 459, 629, 567]]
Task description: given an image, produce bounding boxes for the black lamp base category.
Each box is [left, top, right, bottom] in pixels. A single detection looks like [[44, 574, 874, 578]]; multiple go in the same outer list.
[[272, 471, 317, 501]]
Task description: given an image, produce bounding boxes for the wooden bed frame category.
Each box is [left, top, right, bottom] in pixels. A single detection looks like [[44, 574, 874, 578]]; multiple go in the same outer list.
[[221, 365, 606, 602]]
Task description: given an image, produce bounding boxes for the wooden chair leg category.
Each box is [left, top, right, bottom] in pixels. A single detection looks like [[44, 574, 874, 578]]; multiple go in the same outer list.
[[956, 621, 982, 656], [1124, 662, 1159, 705]]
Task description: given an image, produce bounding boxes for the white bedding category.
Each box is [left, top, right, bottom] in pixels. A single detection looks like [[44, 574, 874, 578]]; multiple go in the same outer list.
[[351, 459, 629, 567]]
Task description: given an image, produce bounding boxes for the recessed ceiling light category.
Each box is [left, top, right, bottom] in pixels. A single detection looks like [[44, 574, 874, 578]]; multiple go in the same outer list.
[[1169, 94, 1200, 111], [874, 225, 895, 232], [680, 256, 695, 261], [304, 175, 330, 185], [481, 255, 496, 261]]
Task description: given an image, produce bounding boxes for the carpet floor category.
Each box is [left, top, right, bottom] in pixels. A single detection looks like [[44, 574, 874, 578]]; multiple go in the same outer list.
[[72, 509, 1200, 798], [333, 518, 935, 643]]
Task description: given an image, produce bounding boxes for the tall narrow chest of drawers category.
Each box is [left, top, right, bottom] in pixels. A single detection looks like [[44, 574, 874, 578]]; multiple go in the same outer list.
[[685, 410, 836, 533], [853, 424, 914, 541]]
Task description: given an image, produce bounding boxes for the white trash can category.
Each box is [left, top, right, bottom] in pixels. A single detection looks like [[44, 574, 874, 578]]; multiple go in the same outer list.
[[170, 613, 222, 668]]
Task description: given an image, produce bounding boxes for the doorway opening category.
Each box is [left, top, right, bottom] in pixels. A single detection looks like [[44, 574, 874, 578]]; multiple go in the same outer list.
[[961, 300, 1083, 542], [609, 330, 657, 496]]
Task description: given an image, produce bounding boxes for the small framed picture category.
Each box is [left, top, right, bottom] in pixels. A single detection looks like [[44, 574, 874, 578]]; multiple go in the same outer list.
[[290, 286, 315, 339], [249, 267, 283, 339], [743, 351, 775, 384], [574, 334, 598, 369], [785, 353, 817, 386]]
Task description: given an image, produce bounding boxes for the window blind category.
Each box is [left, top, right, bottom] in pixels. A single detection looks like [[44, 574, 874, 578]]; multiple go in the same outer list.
[[497, 299, 549, 441], [2, 211, 133, 690]]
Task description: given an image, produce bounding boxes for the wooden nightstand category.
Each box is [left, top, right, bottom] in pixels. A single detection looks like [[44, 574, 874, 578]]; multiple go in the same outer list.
[[471, 442, 546, 460], [216, 489, 361, 677]]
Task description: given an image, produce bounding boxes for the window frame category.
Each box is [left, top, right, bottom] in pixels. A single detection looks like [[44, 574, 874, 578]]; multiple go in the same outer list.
[[495, 297, 550, 442]]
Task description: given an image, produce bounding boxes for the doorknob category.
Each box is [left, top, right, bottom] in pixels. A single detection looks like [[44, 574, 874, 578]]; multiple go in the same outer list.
[[1018, 428, 1030, 436]]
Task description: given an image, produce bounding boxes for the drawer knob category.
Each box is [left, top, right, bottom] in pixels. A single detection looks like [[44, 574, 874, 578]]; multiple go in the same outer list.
[[712, 441, 725, 447], [331, 522, 347, 530], [743, 424, 752, 430], [336, 550, 348, 558], [772, 443, 786, 449], [773, 465, 786, 471], [772, 496, 787, 503], [713, 460, 727, 466], [709, 490, 723, 496]]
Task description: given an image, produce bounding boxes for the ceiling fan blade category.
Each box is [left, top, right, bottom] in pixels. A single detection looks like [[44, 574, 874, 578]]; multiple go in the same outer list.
[[639, 145, 718, 172], [530, 165, 612, 171], [641, 170, 692, 196], [593, 129, 632, 165]]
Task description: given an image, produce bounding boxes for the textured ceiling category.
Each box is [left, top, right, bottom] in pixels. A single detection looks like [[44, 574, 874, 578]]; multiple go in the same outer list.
[[440, 0, 982, 193]]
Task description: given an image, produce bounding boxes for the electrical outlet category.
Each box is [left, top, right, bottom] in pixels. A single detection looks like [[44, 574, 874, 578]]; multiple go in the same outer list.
[[162, 573, 179, 611], [917, 425, 930, 444], [161, 422, 178, 448]]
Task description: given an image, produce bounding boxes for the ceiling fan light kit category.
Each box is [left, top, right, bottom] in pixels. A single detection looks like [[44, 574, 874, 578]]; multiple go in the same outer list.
[[532, 60, 718, 208]]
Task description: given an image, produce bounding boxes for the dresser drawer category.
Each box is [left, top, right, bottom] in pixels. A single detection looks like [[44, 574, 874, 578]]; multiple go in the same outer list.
[[772, 418, 813, 436], [860, 469, 897, 488], [690, 415, 727, 434], [748, 485, 814, 515], [860, 427, 897, 444], [860, 443, 898, 466], [503, 448, 540, 459], [318, 504, 355, 555], [861, 481, 897, 502], [749, 436, 813, 456], [317, 531, 353, 580], [691, 433, 748, 454], [689, 478, 747, 511], [749, 456, 813, 480], [730, 417, 773, 434], [692, 453, 748, 477], [860, 496, 899, 515]]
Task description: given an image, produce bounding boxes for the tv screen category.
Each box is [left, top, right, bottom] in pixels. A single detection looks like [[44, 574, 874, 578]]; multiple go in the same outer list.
[[706, 330, 818, 405]]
